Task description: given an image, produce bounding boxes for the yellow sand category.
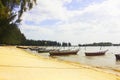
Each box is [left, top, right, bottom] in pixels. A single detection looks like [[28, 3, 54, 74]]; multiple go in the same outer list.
[[0, 46, 120, 80]]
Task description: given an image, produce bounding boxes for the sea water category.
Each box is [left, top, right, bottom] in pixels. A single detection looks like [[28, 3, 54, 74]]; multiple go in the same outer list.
[[30, 46, 120, 70]]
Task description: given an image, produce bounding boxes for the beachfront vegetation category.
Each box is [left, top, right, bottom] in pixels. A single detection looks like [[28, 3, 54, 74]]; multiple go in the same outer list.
[[0, 0, 36, 45], [0, 0, 36, 23], [62, 42, 71, 47], [0, 23, 26, 45], [22, 40, 72, 47], [23, 40, 61, 46], [78, 42, 120, 46]]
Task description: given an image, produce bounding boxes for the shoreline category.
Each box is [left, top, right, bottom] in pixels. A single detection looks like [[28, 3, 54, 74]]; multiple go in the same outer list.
[[27, 49, 120, 77], [0, 46, 120, 80]]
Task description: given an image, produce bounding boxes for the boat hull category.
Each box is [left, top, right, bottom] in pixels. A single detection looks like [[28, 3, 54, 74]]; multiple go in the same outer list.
[[85, 52, 105, 56], [16, 46, 28, 49], [85, 50, 108, 56], [38, 50, 49, 53], [49, 50, 78, 56], [115, 54, 120, 60]]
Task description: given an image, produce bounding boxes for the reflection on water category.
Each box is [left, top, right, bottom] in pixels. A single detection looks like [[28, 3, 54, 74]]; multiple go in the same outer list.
[[31, 46, 120, 70]]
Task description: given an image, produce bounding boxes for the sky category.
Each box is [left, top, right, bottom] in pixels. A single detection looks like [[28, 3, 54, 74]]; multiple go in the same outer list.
[[20, 0, 120, 45]]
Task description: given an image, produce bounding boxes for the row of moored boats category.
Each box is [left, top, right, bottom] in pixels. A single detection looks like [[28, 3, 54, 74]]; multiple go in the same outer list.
[[16, 46, 120, 60]]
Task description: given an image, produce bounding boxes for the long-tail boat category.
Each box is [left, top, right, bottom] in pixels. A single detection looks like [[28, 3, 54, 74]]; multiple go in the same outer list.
[[85, 50, 108, 56], [49, 49, 79, 56], [115, 54, 120, 60]]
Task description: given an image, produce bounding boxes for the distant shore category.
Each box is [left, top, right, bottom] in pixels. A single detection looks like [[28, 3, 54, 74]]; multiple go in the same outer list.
[[0, 46, 120, 80]]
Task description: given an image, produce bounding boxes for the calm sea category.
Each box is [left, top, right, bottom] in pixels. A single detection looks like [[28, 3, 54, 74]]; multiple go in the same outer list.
[[29, 46, 120, 70]]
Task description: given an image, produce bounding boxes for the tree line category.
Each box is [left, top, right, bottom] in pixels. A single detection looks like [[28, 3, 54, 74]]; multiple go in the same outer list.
[[0, 23, 71, 46], [22, 40, 71, 47], [78, 42, 120, 46], [0, 23, 72, 46]]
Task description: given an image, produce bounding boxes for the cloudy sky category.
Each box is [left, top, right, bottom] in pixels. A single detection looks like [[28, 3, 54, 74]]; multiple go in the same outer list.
[[20, 0, 120, 45]]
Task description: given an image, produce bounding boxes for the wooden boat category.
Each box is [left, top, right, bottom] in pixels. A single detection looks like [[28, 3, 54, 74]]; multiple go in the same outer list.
[[115, 54, 120, 60], [29, 47, 39, 51], [38, 47, 55, 53], [16, 46, 28, 49], [85, 50, 108, 56], [49, 49, 79, 56], [38, 49, 50, 53]]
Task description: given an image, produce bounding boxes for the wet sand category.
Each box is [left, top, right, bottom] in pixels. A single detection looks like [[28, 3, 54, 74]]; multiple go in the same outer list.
[[0, 46, 120, 80]]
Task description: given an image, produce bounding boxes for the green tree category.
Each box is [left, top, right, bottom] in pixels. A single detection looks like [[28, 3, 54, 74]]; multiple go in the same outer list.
[[0, 0, 36, 23], [62, 42, 67, 47], [68, 42, 71, 46], [0, 0, 36, 45], [0, 23, 26, 45]]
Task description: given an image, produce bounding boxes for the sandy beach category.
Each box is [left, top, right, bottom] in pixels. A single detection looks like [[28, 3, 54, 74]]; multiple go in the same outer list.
[[0, 46, 120, 80]]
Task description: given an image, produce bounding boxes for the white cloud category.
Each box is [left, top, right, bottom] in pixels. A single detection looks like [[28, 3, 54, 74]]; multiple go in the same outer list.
[[20, 23, 54, 40], [20, 0, 120, 44]]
